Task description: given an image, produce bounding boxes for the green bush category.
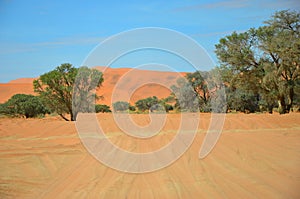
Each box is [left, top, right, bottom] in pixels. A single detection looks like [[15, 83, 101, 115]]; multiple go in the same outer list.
[[113, 101, 130, 112], [135, 96, 173, 113], [164, 104, 173, 112], [129, 105, 136, 112], [0, 94, 49, 118], [225, 88, 259, 113], [95, 104, 111, 113], [135, 96, 159, 112]]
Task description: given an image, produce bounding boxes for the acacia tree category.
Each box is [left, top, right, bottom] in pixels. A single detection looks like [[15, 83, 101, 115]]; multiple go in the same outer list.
[[257, 10, 300, 113], [171, 70, 226, 113], [34, 63, 103, 121], [215, 10, 300, 114], [72, 66, 104, 119], [186, 72, 210, 108], [171, 78, 199, 112]]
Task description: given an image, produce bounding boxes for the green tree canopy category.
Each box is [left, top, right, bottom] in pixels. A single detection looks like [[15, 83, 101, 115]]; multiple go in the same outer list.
[[34, 63, 103, 121], [73, 66, 104, 118], [186, 72, 210, 106], [171, 71, 226, 113], [215, 10, 300, 114], [171, 78, 199, 112]]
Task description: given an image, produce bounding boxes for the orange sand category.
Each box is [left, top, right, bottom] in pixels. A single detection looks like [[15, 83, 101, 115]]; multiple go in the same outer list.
[[0, 113, 299, 198]]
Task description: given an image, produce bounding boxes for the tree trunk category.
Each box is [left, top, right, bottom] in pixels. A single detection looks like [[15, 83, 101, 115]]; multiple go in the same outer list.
[[268, 105, 273, 114], [277, 95, 286, 114], [70, 112, 74, 121], [286, 87, 294, 112], [59, 114, 69, 121], [71, 111, 78, 121]]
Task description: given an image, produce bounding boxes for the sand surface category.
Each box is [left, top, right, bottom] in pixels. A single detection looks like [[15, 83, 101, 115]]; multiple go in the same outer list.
[[0, 113, 299, 198]]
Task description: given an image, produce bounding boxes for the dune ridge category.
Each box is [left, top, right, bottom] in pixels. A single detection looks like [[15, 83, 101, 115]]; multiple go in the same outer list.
[[0, 67, 185, 105]]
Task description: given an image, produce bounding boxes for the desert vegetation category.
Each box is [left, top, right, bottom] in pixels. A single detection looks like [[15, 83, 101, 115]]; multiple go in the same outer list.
[[216, 10, 300, 114], [33, 63, 103, 121], [95, 104, 112, 113], [112, 101, 132, 112], [172, 10, 300, 114], [0, 94, 48, 118]]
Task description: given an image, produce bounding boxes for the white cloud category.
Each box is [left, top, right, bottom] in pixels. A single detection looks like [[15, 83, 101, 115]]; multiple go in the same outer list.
[[259, 0, 300, 9], [34, 36, 106, 47], [0, 36, 106, 55], [174, 0, 250, 12], [173, 0, 300, 12]]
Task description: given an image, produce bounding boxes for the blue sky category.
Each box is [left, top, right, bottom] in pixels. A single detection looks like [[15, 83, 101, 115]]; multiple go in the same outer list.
[[0, 0, 299, 82]]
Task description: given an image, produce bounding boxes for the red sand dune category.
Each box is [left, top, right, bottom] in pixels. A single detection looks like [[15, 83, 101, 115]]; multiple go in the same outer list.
[[0, 83, 36, 103], [0, 67, 185, 105]]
